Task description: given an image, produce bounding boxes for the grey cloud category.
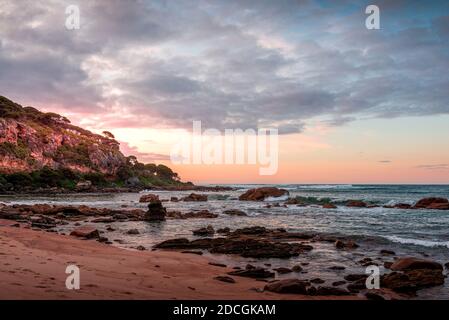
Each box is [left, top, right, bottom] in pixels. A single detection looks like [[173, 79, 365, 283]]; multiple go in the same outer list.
[[415, 164, 448, 170]]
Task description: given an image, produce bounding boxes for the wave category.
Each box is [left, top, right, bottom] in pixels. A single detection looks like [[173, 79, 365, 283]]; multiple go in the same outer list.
[[385, 235, 449, 249]]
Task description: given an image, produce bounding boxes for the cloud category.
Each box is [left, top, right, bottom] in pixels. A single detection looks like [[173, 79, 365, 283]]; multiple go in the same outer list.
[[378, 160, 392, 163], [1, 0, 448, 134], [415, 164, 448, 170], [119, 141, 170, 163]]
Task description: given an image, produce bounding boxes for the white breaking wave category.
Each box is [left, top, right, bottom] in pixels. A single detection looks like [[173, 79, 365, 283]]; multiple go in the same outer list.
[[264, 195, 290, 202], [386, 235, 449, 248]]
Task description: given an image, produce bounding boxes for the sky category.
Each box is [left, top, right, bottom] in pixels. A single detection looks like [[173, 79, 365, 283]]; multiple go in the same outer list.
[[1, 0, 448, 184]]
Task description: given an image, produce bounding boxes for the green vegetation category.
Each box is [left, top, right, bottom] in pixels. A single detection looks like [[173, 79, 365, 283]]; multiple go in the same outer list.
[[54, 143, 92, 167]]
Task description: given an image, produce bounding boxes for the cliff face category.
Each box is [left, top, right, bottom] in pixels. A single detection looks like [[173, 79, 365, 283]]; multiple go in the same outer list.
[[0, 96, 126, 175]]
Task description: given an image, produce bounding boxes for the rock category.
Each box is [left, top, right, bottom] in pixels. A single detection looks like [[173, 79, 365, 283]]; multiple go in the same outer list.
[[365, 292, 386, 300], [239, 187, 289, 201], [310, 278, 325, 284], [208, 262, 227, 267], [228, 267, 274, 279], [106, 226, 116, 232], [332, 281, 346, 286], [264, 279, 310, 294], [313, 286, 350, 296], [390, 257, 443, 271], [382, 269, 445, 293], [139, 194, 160, 203], [292, 265, 303, 272], [335, 240, 359, 249], [285, 198, 299, 205], [323, 203, 337, 209], [154, 238, 190, 249], [394, 203, 412, 209], [222, 209, 247, 216], [445, 262, 449, 270], [384, 261, 393, 269], [75, 180, 92, 191], [346, 200, 367, 207], [214, 276, 235, 283], [182, 193, 208, 201], [192, 225, 215, 236], [70, 226, 100, 239], [166, 210, 218, 219], [413, 197, 449, 210], [126, 229, 140, 235], [135, 245, 146, 251], [181, 250, 203, 255], [113, 213, 128, 220], [380, 249, 395, 256], [170, 197, 179, 202], [98, 236, 109, 243], [329, 265, 346, 270], [144, 201, 166, 221], [344, 274, 366, 282], [217, 227, 231, 234], [273, 267, 292, 274], [91, 217, 115, 223]]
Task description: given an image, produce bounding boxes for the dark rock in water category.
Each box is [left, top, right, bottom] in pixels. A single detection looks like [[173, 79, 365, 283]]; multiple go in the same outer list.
[[335, 240, 359, 249], [144, 200, 166, 221], [113, 213, 128, 220], [139, 194, 159, 203], [273, 267, 292, 274], [154, 238, 190, 249], [384, 261, 393, 269], [228, 267, 274, 279], [323, 203, 337, 209], [393, 203, 412, 209], [239, 187, 289, 201], [98, 236, 109, 243], [444, 262, 449, 270], [182, 193, 208, 201], [70, 226, 100, 239], [126, 229, 140, 235], [344, 274, 367, 282], [313, 286, 350, 296], [380, 249, 396, 256], [346, 200, 367, 207], [390, 257, 443, 271], [166, 210, 218, 219], [232, 226, 267, 235], [285, 198, 299, 205], [332, 281, 346, 286], [365, 292, 386, 300], [170, 197, 179, 202], [193, 225, 215, 236], [209, 262, 227, 268], [413, 197, 449, 210], [329, 265, 346, 270], [106, 226, 116, 232], [135, 245, 146, 251], [310, 278, 325, 284], [347, 278, 367, 293], [91, 217, 115, 223], [222, 209, 247, 216], [214, 276, 235, 283], [381, 269, 444, 293], [264, 279, 310, 294], [181, 250, 203, 255], [292, 265, 303, 272], [217, 227, 231, 234]]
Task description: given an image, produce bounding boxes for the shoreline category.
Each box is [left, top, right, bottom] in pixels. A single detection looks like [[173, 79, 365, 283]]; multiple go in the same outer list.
[[0, 219, 358, 300]]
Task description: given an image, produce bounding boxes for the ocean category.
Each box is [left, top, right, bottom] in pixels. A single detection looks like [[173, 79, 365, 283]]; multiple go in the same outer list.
[[1, 184, 448, 299]]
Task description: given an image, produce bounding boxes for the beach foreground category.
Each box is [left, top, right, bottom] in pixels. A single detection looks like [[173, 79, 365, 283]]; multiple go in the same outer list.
[[0, 219, 362, 300]]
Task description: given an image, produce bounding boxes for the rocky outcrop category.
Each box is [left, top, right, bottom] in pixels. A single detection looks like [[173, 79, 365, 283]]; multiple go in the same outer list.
[[222, 209, 247, 216], [70, 226, 100, 239], [182, 193, 208, 201], [144, 201, 166, 221], [390, 257, 443, 271], [192, 225, 215, 236], [413, 198, 449, 210], [238, 187, 289, 201], [139, 194, 160, 203], [166, 210, 218, 219], [346, 200, 367, 207]]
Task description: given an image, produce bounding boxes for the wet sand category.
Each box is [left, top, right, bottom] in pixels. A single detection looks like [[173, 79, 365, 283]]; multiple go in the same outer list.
[[0, 219, 358, 300]]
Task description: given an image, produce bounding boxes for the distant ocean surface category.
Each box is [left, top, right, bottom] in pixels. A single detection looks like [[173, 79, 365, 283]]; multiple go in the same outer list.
[[2, 184, 449, 298]]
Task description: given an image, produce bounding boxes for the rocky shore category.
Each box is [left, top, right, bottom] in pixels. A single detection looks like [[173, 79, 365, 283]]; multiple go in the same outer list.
[[1, 186, 448, 300]]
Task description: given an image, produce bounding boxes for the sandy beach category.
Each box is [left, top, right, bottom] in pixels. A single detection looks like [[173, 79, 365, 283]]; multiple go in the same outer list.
[[0, 219, 361, 300]]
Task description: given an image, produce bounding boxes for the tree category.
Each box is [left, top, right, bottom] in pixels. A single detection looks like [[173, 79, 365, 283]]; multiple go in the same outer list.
[[102, 131, 115, 139]]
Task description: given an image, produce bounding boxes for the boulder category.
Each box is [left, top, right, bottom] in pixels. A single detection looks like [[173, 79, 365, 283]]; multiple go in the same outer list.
[[139, 194, 160, 203], [166, 210, 218, 219], [192, 225, 215, 236], [144, 201, 166, 221], [217, 227, 231, 234], [214, 276, 236, 283], [382, 269, 444, 293], [346, 200, 367, 207], [228, 267, 274, 279], [75, 180, 92, 191], [335, 240, 359, 249], [273, 267, 292, 274], [222, 209, 247, 216], [413, 197, 449, 210], [182, 193, 208, 201], [323, 203, 337, 209], [70, 226, 100, 239], [390, 257, 443, 271], [264, 279, 310, 294], [394, 203, 412, 209], [126, 229, 140, 235], [239, 187, 289, 201]]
